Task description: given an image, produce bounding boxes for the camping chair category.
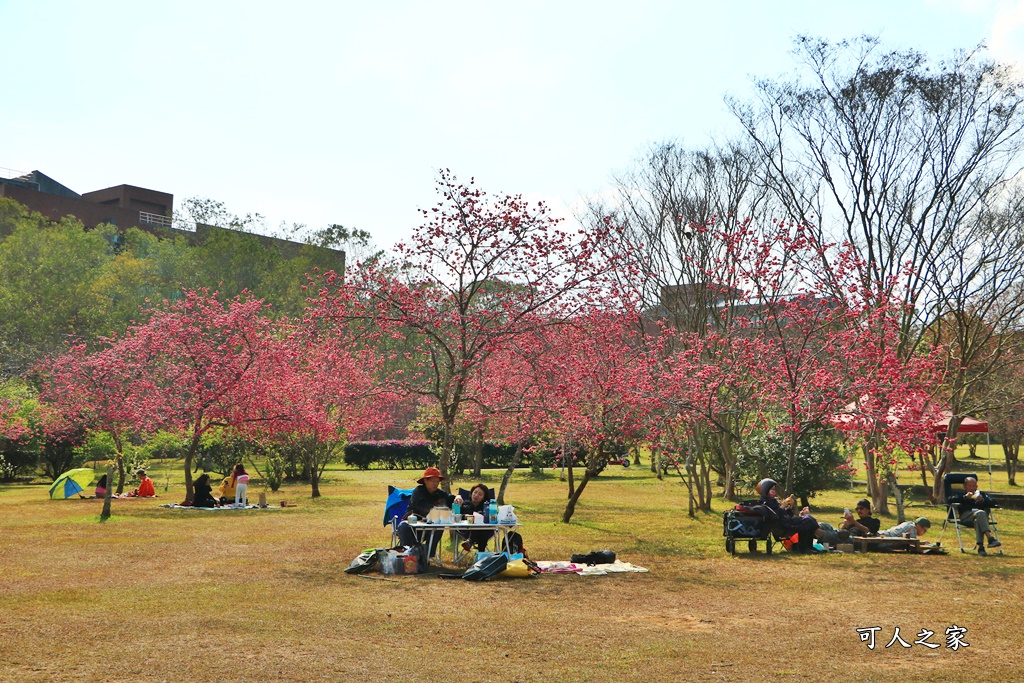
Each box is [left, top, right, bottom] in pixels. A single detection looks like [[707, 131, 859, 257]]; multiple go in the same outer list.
[[384, 485, 448, 564], [384, 486, 413, 547], [940, 473, 1002, 555]]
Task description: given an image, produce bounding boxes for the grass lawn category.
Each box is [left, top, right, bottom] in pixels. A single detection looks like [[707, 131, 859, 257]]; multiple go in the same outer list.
[[1, 465, 1021, 683]]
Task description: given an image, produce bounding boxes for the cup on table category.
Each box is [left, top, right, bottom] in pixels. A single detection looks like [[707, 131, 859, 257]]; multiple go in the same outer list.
[[408, 515, 418, 523]]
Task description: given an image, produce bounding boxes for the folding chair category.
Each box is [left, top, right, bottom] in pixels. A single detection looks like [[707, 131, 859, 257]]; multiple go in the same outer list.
[[384, 485, 413, 547], [940, 473, 1002, 555]]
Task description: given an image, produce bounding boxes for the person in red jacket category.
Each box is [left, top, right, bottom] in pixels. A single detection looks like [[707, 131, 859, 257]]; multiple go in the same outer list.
[[134, 469, 156, 497]]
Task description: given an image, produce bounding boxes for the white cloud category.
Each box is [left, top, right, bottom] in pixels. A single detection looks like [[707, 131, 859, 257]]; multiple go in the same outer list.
[[989, 0, 1024, 68]]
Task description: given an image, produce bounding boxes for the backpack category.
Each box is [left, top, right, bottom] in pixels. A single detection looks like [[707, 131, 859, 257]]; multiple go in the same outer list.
[[344, 548, 382, 574], [462, 553, 508, 581], [571, 549, 616, 565]]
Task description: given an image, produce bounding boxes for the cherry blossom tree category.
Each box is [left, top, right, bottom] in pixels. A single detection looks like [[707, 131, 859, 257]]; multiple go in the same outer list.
[[39, 337, 159, 493], [128, 290, 294, 501], [307, 171, 633, 489]]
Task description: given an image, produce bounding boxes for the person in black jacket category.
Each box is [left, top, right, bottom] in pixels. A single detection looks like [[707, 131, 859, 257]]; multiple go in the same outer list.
[[396, 467, 464, 557], [817, 498, 881, 544], [458, 483, 494, 552], [757, 478, 820, 552], [192, 473, 219, 508], [949, 477, 1001, 555]]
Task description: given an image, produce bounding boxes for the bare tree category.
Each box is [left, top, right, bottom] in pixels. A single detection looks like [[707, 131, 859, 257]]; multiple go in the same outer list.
[[732, 36, 1024, 501]]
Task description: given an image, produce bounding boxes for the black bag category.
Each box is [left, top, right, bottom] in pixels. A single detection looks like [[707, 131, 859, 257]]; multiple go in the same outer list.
[[502, 531, 526, 556], [462, 553, 508, 581], [344, 548, 382, 574], [571, 549, 616, 565]]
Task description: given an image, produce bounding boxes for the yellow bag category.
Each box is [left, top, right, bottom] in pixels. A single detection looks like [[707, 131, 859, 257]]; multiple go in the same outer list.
[[499, 559, 532, 578]]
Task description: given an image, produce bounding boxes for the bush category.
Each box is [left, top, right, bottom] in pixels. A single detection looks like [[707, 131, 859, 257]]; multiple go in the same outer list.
[[39, 427, 88, 481], [344, 441, 435, 470], [0, 435, 37, 481], [735, 430, 850, 500]]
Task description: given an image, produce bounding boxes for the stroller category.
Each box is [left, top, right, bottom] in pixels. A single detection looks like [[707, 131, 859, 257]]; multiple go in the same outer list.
[[723, 502, 780, 555]]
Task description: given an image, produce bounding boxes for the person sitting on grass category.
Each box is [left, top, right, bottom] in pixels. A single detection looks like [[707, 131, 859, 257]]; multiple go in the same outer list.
[[216, 475, 236, 505], [94, 474, 108, 499], [948, 476, 1001, 556], [757, 478, 820, 553], [192, 473, 219, 508], [129, 469, 156, 498], [396, 467, 464, 559]]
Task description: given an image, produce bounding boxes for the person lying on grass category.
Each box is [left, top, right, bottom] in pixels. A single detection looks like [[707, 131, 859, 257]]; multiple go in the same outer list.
[[878, 517, 930, 539], [757, 478, 820, 553]]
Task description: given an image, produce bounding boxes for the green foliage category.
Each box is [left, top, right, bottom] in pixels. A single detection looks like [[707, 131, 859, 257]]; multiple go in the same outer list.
[[197, 429, 258, 476], [253, 449, 287, 492], [140, 431, 190, 461], [0, 197, 360, 374], [78, 431, 118, 463], [39, 427, 88, 482], [735, 430, 850, 499]]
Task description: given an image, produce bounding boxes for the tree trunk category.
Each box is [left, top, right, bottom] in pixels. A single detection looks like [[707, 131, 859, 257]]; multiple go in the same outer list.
[[115, 453, 126, 495], [497, 444, 523, 505], [439, 420, 456, 494], [100, 465, 114, 522], [562, 468, 594, 522], [931, 423, 962, 504], [650, 446, 658, 473], [1002, 441, 1019, 486], [886, 471, 905, 523], [719, 433, 737, 501], [183, 435, 200, 502], [783, 431, 798, 497], [566, 455, 575, 499], [472, 427, 483, 478]]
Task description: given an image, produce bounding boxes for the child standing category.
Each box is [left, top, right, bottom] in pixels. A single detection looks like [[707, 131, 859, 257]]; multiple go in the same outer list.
[[232, 463, 249, 508]]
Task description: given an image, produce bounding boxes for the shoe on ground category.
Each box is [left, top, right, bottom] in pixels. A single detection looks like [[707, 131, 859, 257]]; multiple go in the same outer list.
[[988, 537, 1001, 548], [977, 545, 988, 556]]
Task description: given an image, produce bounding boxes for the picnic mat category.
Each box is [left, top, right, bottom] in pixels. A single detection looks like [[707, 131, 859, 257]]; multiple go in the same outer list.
[[535, 560, 649, 576], [159, 504, 286, 510]]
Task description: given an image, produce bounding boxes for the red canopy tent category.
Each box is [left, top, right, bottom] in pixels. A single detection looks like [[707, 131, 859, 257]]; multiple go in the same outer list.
[[929, 409, 993, 488], [931, 410, 988, 434]]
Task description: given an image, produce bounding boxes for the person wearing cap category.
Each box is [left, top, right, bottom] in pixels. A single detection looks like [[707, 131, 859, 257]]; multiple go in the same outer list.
[[948, 476, 1001, 555], [756, 478, 820, 553], [878, 517, 930, 539], [395, 467, 464, 558], [817, 498, 881, 545]]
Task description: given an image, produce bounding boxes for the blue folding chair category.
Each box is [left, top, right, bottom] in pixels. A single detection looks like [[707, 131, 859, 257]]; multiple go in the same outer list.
[[384, 486, 413, 546]]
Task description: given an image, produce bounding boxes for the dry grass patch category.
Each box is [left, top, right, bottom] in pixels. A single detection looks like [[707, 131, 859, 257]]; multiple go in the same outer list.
[[0, 467, 1021, 682]]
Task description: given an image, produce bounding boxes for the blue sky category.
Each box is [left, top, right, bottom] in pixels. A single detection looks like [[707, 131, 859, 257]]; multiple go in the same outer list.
[[2, 1, 1022, 250]]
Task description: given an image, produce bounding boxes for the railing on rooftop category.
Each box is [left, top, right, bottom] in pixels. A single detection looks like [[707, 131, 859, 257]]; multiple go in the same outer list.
[[139, 211, 173, 228], [0, 166, 29, 180]]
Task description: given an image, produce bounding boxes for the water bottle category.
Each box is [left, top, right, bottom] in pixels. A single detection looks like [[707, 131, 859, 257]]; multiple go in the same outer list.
[[452, 501, 460, 521], [489, 499, 498, 524]]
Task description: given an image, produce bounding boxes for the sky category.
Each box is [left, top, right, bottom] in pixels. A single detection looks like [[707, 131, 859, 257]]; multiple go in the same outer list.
[[2, 0, 1023, 252]]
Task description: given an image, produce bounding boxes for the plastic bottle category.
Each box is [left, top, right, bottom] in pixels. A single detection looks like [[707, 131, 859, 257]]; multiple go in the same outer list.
[[452, 501, 460, 519], [488, 499, 498, 524]]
